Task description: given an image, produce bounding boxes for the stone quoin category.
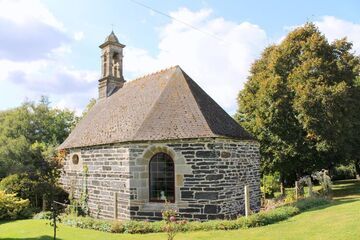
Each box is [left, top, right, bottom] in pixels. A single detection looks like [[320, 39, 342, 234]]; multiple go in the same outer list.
[[59, 31, 261, 221]]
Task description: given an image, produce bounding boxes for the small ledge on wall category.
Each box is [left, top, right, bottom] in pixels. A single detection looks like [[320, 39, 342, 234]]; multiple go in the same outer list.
[[141, 202, 179, 212]]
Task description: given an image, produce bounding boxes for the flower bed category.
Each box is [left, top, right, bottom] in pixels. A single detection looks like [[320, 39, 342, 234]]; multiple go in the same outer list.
[[41, 197, 330, 234]]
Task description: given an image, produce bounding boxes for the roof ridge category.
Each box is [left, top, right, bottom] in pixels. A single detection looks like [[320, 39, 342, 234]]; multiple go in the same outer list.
[[124, 65, 179, 85]]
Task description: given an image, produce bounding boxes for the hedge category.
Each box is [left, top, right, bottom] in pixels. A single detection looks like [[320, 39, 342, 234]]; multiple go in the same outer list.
[[54, 197, 330, 234]]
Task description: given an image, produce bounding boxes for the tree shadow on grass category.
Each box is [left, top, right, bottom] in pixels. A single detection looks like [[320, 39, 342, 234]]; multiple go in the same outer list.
[[299, 198, 359, 214], [0, 236, 62, 240], [0, 220, 11, 226], [300, 179, 360, 213]]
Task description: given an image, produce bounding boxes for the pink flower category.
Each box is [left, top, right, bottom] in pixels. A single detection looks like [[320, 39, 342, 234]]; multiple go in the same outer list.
[[169, 216, 176, 222]]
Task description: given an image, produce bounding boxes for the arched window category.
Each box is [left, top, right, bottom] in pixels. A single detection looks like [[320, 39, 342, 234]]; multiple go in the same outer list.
[[149, 153, 175, 203]]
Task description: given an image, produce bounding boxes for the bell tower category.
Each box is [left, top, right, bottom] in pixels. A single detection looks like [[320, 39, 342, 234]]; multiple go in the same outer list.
[[98, 31, 126, 99]]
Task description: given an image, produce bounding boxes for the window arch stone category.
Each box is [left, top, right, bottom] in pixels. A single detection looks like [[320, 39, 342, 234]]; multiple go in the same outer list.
[[135, 144, 192, 204], [142, 145, 176, 162]]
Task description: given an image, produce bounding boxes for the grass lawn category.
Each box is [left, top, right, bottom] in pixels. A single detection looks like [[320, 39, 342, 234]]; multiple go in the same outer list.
[[0, 180, 359, 240]]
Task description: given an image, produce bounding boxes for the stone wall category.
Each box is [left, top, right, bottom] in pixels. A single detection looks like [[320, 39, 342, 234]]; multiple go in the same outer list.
[[60, 138, 260, 221], [61, 144, 131, 219], [128, 138, 260, 220]]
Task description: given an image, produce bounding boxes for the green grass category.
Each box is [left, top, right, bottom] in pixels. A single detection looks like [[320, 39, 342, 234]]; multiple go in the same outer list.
[[0, 179, 359, 240]]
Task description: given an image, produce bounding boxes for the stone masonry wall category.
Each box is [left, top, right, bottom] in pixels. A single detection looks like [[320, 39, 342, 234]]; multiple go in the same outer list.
[[128, 138, 260, 221], [60, 144, 131, 219], [60, 138, 260, 221]]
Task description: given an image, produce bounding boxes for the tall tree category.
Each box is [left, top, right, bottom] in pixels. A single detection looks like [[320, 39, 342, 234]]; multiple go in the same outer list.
[[237, 23, 360, 180], [0, 97, 78, 208], [0, 96, 78, 178]]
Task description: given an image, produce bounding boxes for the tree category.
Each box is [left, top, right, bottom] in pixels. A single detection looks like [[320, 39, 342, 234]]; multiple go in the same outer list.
[[81, 98, 96, 118], [0, 97, 77, 208], [352, 76, 360, 177], [237, 23, 360, 181]]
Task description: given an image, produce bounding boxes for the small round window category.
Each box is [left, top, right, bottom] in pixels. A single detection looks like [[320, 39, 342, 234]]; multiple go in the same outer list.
[[72, 154, 79, 165]]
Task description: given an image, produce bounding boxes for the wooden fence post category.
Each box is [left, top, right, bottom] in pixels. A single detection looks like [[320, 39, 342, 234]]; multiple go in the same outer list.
[[244, 185, 250, 217], [42, 194, 47, 211], [114, 192, 118, 219], [280, 182, 285, 196], [295, 181, 299, 200]]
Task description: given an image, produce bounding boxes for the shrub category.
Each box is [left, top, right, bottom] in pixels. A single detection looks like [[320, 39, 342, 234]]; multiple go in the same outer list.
[[0, 174, 37, 203], [111, 221, 125, 233], [213, 220, 241, 230], [284, 189, 296, 203], [273, 192, 283, 199], [123, 220, 155, 234], [332, 164, 356, 180], [184, 220, 204, 231], [162, 202, 182, 240], [298, 176, 314, 197], [249, 206, 299, 226], [0, 173, 68, 211], [261, 172, 280, 198], [61, 197, 330, 234], [294, 197, 330, 211], [0, 190, 31, 220], [62, 215, 112, 232], [91, 218, 112, 232], [148, 220, 164, 233], [33, 211, 52, 220], [312, 170, 332, 197]]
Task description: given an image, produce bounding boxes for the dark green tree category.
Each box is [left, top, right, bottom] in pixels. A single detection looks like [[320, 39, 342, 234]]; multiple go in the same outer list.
[[237, 23, 360, 181], [0, 97, 78, 208]]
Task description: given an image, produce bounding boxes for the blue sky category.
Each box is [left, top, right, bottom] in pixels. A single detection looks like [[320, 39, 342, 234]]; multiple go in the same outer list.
[[0, 0, 359, 114]]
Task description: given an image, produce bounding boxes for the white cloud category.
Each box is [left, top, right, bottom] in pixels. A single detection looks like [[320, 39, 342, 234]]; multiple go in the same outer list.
[[53, 96, 91, 116], [3, 60, 98, 93], [124, 7, 268, 113], [74, 31, 85, 41], [0, 0, 65, 31], [0, 59, 47, 81], [0, 58, 98, 113], [128, 11, 360, 113], [315, 16, 360, 54], [0, 0, 96, 112], [2, 1, 358, 116], [283, 16, 360, 54], [50, 44, 72, 57]]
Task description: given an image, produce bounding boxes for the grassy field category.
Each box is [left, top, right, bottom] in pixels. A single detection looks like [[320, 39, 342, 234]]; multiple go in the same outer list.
[[0, 180, 359, 240]]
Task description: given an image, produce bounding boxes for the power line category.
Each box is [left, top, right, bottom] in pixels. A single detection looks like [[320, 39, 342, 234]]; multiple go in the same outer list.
[[128, 0, 225, 43]]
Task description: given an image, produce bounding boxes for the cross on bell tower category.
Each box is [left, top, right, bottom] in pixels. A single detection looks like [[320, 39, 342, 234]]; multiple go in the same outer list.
[[98, 31, 126, 99]]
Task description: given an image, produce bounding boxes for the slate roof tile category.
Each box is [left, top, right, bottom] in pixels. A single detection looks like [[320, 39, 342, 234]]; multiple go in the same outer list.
[[59, 66, 253, 149]]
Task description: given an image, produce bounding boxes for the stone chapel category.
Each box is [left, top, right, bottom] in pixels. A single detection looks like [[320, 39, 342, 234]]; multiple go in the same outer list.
[[59, 31, 261, 221]]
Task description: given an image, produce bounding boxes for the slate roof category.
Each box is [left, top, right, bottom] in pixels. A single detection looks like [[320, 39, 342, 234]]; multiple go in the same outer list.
[[105, 31, 119, 43], [99, 31, 125, 48], [59, 66, 254, 149]]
